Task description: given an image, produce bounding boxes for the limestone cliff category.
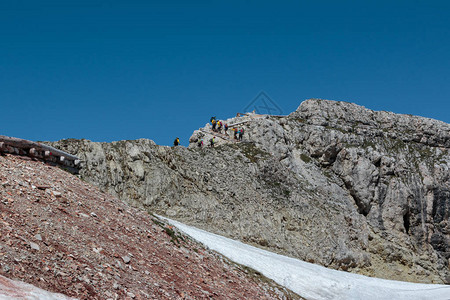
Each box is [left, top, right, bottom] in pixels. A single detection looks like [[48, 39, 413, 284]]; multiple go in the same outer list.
[[50, 99, 449, 284]]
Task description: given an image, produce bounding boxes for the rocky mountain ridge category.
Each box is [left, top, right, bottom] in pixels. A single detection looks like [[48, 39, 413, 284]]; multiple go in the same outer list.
[[50, 99, 450, 284]]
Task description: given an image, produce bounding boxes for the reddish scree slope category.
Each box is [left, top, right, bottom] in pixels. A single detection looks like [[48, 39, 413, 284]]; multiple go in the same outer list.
[[0, 154, 294, 299]]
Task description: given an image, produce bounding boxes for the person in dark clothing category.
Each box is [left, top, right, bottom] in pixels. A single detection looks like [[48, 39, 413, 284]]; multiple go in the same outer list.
[[173, 137, 180, 146], [238, 129, 244, 141], [224, 123, 229, 135], [197, 139, 203, 147], [209, 136, 216, 147]]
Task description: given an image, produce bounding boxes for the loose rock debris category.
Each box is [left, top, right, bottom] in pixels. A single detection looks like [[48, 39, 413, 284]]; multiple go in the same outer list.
[[0, 153, 294, 299]]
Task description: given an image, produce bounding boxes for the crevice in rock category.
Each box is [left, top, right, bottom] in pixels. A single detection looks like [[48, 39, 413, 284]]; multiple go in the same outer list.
[[373, 157, 381, 168], [343, 180, 370, 217], [403, 209, 410, 234], [432, 188, 449, 224]]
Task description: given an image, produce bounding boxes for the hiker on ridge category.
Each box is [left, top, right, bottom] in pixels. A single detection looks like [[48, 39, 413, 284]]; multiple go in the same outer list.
[[210, 136, 216, 147], [197, 139, 203, 148], [238, 128, 244, 141], [212, 119, 217, 132], [173, 137, 180, 146], [224, 123, 229, 135]]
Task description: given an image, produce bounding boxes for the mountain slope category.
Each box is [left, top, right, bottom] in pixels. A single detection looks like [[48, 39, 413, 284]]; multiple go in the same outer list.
[[164, 217, 450, 300], [0, 153, 295, 299], [51, 99, 449, 284]]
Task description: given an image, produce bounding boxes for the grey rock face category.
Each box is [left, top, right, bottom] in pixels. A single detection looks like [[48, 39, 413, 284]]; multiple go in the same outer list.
[[51, 99, 449, 284]]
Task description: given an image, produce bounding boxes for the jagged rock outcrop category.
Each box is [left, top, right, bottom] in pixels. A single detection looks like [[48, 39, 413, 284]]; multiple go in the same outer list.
[[50, 99, 450, 284]]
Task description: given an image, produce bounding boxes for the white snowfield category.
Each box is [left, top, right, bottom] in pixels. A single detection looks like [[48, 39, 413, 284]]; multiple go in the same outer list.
[[163, 217, 450, 300]]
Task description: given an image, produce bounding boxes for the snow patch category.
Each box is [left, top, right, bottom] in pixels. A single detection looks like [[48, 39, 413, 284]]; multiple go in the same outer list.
[[0, 275, 75, 300], [162, 217, 450, 300]]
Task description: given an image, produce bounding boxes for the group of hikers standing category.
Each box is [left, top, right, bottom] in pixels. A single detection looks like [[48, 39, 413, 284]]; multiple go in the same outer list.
[[195, 117, 245, 148], [210, 116, 228, 134], [232, 127, 245, 141], [174, 116, 246, 147], [209, 116, 244, 143], [197, 117, 244, 148]]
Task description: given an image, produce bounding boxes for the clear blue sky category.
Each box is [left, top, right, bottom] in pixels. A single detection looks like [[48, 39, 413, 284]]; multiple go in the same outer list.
[[1, 1, 449, 146]]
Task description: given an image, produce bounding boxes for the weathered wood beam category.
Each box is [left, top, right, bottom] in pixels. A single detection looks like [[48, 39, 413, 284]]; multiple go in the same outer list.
[[38, 143, 79, 161], [0, 135, 81, 174], [0, 135, 80, 162]]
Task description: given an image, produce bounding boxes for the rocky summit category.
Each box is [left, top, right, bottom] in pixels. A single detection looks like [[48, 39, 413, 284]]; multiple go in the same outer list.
[[51, 99, 450, 284]]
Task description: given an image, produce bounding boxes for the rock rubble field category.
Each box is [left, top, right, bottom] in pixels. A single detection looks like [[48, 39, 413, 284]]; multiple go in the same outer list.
[[0, 154, 295, 299]]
